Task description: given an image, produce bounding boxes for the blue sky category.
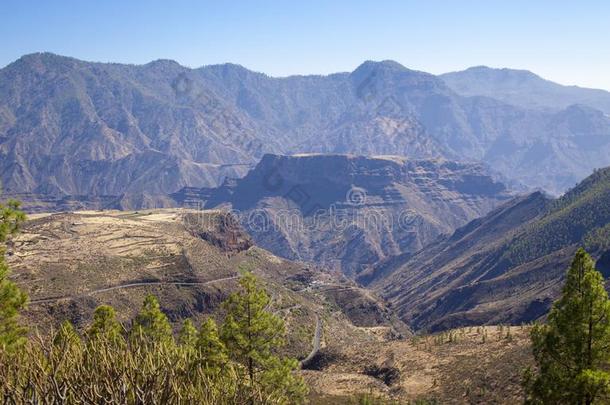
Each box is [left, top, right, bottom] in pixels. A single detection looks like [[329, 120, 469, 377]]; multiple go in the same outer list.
[[2, 0, 610, 90]]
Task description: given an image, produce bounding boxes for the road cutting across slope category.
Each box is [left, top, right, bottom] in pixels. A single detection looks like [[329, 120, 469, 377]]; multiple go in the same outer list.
[[29, 275, 239, 305]]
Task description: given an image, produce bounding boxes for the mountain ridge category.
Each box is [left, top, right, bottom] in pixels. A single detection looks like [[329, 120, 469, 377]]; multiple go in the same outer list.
[[441, 65, 610, 113], [371, 166, 610, 332], [3, 53, 610, 201]]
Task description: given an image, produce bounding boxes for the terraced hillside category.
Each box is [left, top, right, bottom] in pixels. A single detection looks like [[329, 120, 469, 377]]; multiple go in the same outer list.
[[7, 209, 407, 362]]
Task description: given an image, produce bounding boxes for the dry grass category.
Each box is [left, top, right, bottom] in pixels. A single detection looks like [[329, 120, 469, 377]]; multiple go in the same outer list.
[[306, 325, 532, 404]]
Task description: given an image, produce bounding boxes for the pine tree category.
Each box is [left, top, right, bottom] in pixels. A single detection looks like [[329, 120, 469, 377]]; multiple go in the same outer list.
[[0, 197, 27, 350], [260, 356, 306, 402], [178, 318, 198, 348], [87, 305, 124, 343], [53, 320, 82, 348], [130, 294, 173, 345], [524, 248, 610, 404], [196, 317, 228, 374], [221, 272, 307, 403], [221, 273, 283, 382], [53, 320, 83, 365]]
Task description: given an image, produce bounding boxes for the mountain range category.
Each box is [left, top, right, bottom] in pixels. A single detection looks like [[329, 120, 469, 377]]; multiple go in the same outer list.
[[5, 51, 610, 403], [3, 52, 610, 333], [2, 53, 610, 200]]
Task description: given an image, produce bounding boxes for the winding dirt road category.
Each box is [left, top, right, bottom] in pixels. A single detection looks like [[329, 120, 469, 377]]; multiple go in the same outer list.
[[30, 274, 324, 369], [301, 314, 322, 368], [28, 275, 240, 305]]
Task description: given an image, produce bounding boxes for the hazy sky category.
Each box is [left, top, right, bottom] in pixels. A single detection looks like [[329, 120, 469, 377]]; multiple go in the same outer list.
[[2, 0, 610, 90]]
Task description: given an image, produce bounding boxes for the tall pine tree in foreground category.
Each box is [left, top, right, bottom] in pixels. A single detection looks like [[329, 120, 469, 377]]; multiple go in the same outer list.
[[178, 318, 198, 348], [87, 304, 125, 344], [197, 317, 228, 375], [0, 196, 27, 350], [221, 272, 307, 403], [524, 248, 610, 404]]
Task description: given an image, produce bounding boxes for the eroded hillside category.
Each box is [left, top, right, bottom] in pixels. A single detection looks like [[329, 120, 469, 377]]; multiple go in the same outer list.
[[4, 208, 538, 403]]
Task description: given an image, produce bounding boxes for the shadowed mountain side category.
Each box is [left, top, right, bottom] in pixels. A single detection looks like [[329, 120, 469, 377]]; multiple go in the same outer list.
[[175, 153, 513, 276], [371, 166, 610, 332]]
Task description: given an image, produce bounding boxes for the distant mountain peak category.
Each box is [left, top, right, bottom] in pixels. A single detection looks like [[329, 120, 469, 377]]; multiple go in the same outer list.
[[441, 65, 610, 116], [350, 59, 442, 94], [11, 52, 76, 67], [145, 58, 183, 68], [352, 60, 418, 77], [448, 65, 543, 81], [200, 62, 268, 79], [205, 62, 250, 71], [358, 59, 407, 70], [18, 52, 66, 61]]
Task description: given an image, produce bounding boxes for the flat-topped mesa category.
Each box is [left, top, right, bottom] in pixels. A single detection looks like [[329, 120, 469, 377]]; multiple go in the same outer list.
[[234, 153, 510, 203], [190, 153, 513, 277]]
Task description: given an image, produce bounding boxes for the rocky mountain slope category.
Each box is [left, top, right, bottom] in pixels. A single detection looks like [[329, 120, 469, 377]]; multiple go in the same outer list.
[[178, 153, 513, 276], [0, 54, 261, 197], [441, 66, 610, 113], [369, 166, 610, 332], [3, 53, 610, 199]]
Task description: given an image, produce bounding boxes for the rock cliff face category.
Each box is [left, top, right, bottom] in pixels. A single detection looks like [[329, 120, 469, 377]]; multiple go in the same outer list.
[[182, 211, 253, 254], [185, 153, 513, 276]]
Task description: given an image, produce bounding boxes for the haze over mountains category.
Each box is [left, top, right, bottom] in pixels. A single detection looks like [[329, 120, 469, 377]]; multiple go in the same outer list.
[[442, 66, 610, 114], [2, 53, 610, 202]]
